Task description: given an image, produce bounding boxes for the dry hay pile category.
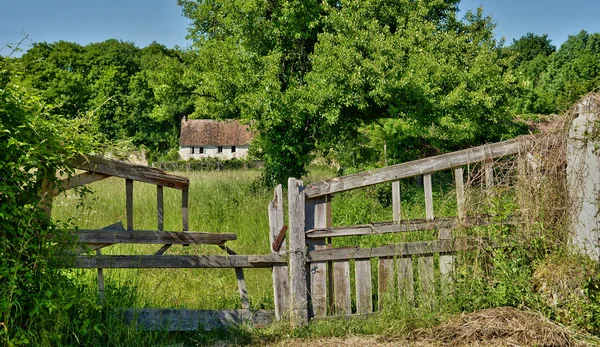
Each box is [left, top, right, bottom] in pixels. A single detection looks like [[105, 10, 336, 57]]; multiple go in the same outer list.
[[409, 307, 585, 346]]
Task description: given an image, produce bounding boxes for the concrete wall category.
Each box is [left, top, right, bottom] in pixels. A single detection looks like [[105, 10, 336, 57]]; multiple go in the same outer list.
[[567, 95, 600, 260], [179, 145, 249, 160]]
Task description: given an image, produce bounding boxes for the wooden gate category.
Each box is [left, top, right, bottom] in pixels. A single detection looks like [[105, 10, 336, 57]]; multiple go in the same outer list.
[[272, 136, 532, 326]]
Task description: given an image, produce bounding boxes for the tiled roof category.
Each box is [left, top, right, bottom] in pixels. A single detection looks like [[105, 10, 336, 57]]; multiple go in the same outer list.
[[179, 119, 253, 146]]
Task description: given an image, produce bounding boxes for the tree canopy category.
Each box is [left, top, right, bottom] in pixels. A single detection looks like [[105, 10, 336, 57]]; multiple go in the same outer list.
[[178, 0, 520, 184]]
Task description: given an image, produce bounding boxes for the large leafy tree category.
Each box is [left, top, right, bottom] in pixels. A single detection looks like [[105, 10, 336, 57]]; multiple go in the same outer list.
[[179, 0, 519, 184]]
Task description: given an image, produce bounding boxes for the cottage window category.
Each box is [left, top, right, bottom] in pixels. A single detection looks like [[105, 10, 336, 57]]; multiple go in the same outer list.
[[199, 147, 204, 154], [191, 147, 195, 154], [231, 146, 236, 153], [218, 146, 223, 153]]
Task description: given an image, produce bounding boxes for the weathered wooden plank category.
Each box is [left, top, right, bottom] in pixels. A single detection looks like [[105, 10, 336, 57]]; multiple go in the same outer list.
[[269, 184, 289, 321], [157, 185, 164, 231], [122, 309, 275, 331], [70, 154, 189, 190], [439, 228, 454, 293], [418, 256, 434, 297], [55, 172, 110, 195], [75, 230, 237, 245], [288, 178, 308, 326], [182, 189, 189, 232], [355, 259, 372, 314], [424, 174, 434, 221], [126, 179, 134, 231], [392, 181, 402, 223], [308, 238, 490, 262], [485, 161, 494, 190], [397, 257, 413, 304], [333, 261, 351, 315], [305, 137, 530, 198], [306, 215, 510, 239], [154, 244, 172, 256], [455, 167, 465, 220], [378, 258, 394, 310], [68, 254, 285, 268], [305, 196, 328, 318]]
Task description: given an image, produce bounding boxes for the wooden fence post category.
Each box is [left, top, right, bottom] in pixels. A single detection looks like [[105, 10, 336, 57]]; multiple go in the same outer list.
[[269, 184, 290, 320], [288, 178, 308, 326]]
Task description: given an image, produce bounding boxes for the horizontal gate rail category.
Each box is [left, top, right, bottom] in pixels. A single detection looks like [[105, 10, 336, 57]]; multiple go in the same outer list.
[[304, 136, 532, 198], [67, 254, 286, 268], [307, 237, 493, 262]]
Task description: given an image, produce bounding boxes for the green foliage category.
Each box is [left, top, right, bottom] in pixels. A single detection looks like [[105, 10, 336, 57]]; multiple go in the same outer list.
[[178, 1, 520, 185], [15, 40, 189, 160], [0, 55, 99, 345], [511, 31, 600, 115]]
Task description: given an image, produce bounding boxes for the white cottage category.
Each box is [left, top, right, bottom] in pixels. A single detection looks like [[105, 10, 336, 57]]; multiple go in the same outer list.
[[178, 119, 253, 160]]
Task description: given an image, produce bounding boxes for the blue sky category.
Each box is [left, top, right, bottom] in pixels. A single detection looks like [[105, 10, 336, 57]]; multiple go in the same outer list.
[[1, 0, 599, 56]]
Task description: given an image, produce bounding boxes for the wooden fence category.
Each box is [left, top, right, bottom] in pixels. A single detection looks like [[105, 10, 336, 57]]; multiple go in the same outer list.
[[56, 155, 283, 330], [272, 136, 532, 326]]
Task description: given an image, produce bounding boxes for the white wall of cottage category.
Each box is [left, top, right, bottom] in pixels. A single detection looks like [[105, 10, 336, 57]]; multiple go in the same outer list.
[[179, 145, 249, 160]]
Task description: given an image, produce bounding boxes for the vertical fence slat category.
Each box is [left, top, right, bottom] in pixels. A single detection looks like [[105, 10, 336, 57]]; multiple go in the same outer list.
[[288, 178, 308, 326], [333, 261, 351, 315], [355, 259, 372, 314], [182, 189, 189, 232], [126, 179, 134, 231], [378, 258, 394, 310], [305, 196, 328, 318], [485, 161, 494, 190], [157, 185, 164, 231], [424, 174, 434, 221], [392, 181, 402, 223], [269, 184, 289, 320], [397, 257, 414, 305], [439, 228, 454, 294], [454, 167, 465, 221], [97, 249, 105, 301], [418, 256, 434, 298]]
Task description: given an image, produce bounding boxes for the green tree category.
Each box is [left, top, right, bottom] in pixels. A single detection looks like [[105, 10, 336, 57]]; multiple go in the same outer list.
[[510, 33, 556, 68], [179, 0, 520, 184]]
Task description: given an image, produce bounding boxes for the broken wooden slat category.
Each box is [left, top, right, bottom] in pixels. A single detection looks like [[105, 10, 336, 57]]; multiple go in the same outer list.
[[126, 179, 134, 231], [69, 254, 285, 268], [424, 174, 434, 221], [392, 180, 402, 223], [75, 230, 237, 245], [70, 154, 189, 190], [55, 172, 110, 195], [122, 309, 275, 331], [355, 259, 372, 314], [269, 184, 289, 321], [397, 257, 414, 304], [305, 196, 328, 318], [308, 238, 491, 262], [333, 261, 351, 315], [288, 178, 309, 326], [378, 258, 394, 310], [305, 136, 530, 198]]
